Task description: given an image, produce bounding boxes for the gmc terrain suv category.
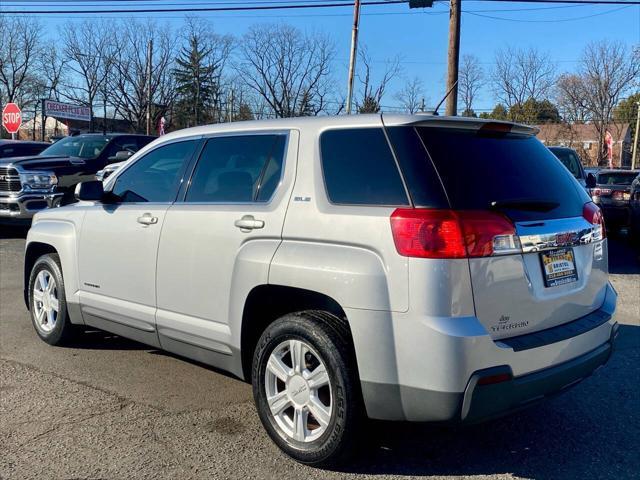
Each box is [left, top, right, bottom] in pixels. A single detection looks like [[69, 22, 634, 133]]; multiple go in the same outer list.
[[24, 115, 618, 466]]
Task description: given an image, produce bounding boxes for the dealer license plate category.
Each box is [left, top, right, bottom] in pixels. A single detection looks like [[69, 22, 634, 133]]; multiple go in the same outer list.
[[540, 248, 578, 287]]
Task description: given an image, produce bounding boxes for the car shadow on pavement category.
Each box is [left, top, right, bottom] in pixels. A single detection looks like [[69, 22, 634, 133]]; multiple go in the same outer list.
[[0, 224, 29, 239], [67, 329, 149, 351], [608, 235, 640, 274], [337, 323, 639, 480]]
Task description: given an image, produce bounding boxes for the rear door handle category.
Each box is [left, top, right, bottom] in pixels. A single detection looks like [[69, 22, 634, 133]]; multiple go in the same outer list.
[[234, 215, 264, 232], [137, 213, 158, 226]]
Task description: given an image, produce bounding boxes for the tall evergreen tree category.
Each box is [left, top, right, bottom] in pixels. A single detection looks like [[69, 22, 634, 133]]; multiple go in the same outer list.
[[173, 20, 228, 126]]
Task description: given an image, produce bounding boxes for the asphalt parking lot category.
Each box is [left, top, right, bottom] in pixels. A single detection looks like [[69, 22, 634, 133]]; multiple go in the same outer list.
[[1, 226, 639, 480]]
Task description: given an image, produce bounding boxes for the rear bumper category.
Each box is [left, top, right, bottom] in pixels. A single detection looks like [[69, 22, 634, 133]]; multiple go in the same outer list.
[[355, 282, 618, 422], [461, 325, 616, 423]]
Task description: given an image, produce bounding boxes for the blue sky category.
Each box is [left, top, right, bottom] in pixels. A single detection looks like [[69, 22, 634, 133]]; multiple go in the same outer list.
[[3, 0, 640, 112]]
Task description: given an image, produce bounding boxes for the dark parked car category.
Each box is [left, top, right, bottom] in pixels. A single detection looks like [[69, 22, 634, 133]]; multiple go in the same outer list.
[[0, 140, 50, 159], [548, 146, 588, 188], [591, 169, 639, 233], [0, 133, 155, 221]]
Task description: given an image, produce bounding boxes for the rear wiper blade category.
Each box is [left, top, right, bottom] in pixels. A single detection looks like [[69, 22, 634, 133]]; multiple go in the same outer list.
[[489, 199, 560, 212]]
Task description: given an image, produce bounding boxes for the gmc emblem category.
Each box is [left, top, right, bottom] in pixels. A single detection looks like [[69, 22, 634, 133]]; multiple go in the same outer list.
[[556, 232, 575, 245]]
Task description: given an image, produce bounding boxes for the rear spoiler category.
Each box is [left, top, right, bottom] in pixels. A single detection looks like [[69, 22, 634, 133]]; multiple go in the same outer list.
[[383, 114, 539, 136]]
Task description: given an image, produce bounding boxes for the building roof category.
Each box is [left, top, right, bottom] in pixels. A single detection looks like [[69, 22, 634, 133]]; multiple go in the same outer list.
[[536, 122, 630, 143]]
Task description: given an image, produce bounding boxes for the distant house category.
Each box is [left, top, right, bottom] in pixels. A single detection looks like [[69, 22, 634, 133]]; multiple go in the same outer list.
[[536, 123, 632, 168]]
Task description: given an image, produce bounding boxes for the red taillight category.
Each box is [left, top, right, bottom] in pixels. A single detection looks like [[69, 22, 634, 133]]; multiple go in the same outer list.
[[390, 209, 518, 259], [583, 202, 606, 239], [457, 211, 518, 258], [390, 209, 466, 259]]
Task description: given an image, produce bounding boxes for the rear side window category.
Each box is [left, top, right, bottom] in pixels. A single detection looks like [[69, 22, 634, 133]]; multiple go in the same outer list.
[[185, 134, 286, 203], [416, 127, 590, 221], [320, 128, 409, 206], [549, 148, 583, 180]]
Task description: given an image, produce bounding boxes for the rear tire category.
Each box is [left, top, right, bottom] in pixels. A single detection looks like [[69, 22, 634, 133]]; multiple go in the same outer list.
[[28, 253, 76, 346], [252, 310, 362, 467]]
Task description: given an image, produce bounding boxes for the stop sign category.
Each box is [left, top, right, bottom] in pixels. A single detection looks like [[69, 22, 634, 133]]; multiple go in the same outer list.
[[2, 103, 22, 134]]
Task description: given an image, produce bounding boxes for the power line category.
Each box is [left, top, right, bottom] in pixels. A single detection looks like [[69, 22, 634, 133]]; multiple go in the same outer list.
[[466, 3, 634, 22], [4, 0, 640, 15], [0, 0, 407, 14]]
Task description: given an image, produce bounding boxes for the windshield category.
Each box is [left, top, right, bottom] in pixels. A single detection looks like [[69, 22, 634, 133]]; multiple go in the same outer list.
[[597, 172, 637, 186], [41, 136, 110, 159], [549, 148, 583, 179]]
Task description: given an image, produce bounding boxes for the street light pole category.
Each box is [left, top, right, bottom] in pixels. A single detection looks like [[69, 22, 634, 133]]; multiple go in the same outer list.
[[345, 0, 361, 115], [445, 0, 461, 116]]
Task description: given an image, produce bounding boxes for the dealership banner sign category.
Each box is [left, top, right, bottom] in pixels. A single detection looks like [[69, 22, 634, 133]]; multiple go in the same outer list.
[[43, 100, 91, 122]]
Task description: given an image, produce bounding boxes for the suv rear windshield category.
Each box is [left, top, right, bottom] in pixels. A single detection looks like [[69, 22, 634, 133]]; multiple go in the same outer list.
[[398, 126, 590, 222], [596, 172, 637, 186]]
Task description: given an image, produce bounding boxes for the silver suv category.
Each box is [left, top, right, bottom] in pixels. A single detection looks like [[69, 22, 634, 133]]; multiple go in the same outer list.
[[24, 115, 618, 466]]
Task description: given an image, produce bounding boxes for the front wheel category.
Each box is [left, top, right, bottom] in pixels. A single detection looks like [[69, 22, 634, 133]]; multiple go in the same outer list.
[[28, 253, 76, 345], [252, 311, 362, 467]]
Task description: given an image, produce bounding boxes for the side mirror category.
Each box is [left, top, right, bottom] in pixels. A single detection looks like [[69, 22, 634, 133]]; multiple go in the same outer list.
[[586, 173, 597, 189], [75, 181, 104, 201], [114, 150, 133, 161]]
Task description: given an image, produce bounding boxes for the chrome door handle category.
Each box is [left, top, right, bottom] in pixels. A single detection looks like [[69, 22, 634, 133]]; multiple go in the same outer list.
[[234, 215, 264, 232], [137, 213, 158, 226]]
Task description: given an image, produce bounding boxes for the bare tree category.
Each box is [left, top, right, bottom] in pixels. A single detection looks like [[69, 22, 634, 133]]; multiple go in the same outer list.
[[492, 47, 556, 113], [0, 17, 42, 110], [237, 24, 334, 118], [459, 54, 483, 117], [39, 46, 67, 102], [356, 48, 401, 113], [60, 21, 116, 131], [109, 20, 177, 132], [395, 76, 426, 114], [557, 40, 639, 164], [556, 74, 590, 123]]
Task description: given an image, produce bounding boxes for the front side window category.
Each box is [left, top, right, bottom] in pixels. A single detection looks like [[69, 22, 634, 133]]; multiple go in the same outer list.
[[112, 140, 197, 203], [185, 134, 286, 203], [320, 128, 409, 206]]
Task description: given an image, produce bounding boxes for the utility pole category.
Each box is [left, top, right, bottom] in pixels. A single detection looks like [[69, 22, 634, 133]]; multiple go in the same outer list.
[[632, 101, 640, 170], [445, 0, 461, 117], [41, 99, 46, 142], [146, 39, 153, 135], [345, 0, 361, 115]]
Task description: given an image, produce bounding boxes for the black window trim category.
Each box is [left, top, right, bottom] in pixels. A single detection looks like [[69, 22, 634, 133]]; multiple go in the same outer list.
[[318, 126, 411, 208], [105, 136, 202, 205], [411, 125, 453, 209], [178, 130, 290, 205]]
